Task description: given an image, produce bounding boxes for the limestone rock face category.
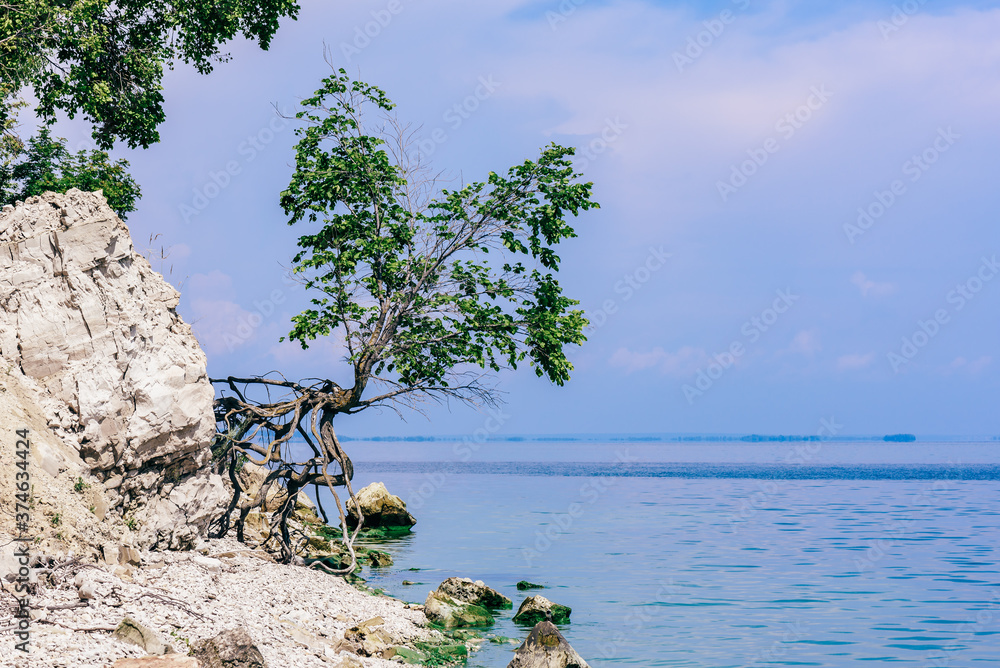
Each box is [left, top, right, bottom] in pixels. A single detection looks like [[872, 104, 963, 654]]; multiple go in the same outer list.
[[507, 621, 590, 668], [0, 367, 130, 566], [346, 481, 416, 528], [0, 190, 226, 549]]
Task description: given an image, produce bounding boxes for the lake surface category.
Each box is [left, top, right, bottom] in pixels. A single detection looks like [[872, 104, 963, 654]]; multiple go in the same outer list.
[[317, 441, 1000, 667]]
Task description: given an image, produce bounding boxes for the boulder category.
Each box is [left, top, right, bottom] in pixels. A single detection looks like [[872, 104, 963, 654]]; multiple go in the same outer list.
[[0, 190, 227, 550], [366, 549, 393, 568], [346, 482, 416, 528], [113, 616, 174, 655], [517, 581, 545, 591], [342, 616, 395, 657], [190, 627, 267, 668], [423, 590, 494, 629], [513, 596, 571, 625], [437, 577, 512, 610], [507, 620, 590, 668]]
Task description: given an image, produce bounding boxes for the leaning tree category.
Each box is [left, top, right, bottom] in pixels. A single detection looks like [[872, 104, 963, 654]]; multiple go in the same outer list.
[[210, 68, 599, 570]]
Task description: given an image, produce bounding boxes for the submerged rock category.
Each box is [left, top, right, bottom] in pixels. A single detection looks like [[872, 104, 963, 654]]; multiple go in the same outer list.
[[517, 581, 545, 591], [513, 595, 572, 625], [507, 620, 590, 668], [346, 482, 417, 528], [366, 549, 393, 568], [423, 590, 494, 628], [190, 626, 267, 667], [438, 576, 513, 609]]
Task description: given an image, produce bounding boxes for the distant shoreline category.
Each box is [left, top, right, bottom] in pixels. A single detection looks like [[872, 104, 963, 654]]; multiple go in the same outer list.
[[339, 432, 998, 444]]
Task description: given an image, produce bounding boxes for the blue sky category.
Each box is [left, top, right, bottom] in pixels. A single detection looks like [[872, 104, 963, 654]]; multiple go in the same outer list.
[[48, 0, 1000, 437]]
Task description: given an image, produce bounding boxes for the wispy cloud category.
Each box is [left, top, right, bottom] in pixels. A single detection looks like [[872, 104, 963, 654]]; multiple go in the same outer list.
[[784, 329, 822, 357], [609, 345, 710, 377], [851, 271, 896, 298], [837, 352, 875, 371], [945, 355, 992, 375]]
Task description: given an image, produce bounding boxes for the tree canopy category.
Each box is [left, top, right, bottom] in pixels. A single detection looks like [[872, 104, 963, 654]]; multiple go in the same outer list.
[[1, 0, 300, 149], [280, 69, 598, 410], [1, 127, 140, 217]]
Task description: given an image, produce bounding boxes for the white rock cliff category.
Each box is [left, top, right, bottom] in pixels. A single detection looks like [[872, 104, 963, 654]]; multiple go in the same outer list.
[[0, 189, 227, 550]]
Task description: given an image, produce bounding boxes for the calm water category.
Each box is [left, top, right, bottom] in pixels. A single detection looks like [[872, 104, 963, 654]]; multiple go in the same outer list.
[[316, 442, 1000, 667]]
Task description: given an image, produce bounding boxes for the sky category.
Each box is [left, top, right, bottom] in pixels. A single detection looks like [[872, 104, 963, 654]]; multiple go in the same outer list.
[[46, 0, 1000, 438]]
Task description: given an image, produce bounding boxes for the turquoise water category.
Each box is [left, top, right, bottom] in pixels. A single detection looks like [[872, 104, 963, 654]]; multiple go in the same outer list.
[[317, 442, 1000, 667]]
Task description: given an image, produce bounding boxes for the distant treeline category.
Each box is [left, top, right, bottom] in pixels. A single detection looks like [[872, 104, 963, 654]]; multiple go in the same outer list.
[[337, 433, 931, 443]]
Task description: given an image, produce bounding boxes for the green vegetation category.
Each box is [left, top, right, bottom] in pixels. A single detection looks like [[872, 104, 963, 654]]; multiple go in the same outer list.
[[212, 69, 598, 567], [281, 70, 598, 391], [1, 0, 300, 150], [1, 1, 299, 213], [73, 476, 91, 493]]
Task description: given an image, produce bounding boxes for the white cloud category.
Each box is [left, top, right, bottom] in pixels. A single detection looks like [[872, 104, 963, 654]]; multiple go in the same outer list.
[[609, 345, 710, 376], [946, 355, 992, 375], [837, 352, 875, 371], [785, 329, 822, 356], [851, 271, 896, 298]]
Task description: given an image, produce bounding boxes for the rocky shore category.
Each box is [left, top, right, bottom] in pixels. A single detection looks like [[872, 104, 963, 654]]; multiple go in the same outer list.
[[1, 536, 439, 668], [0, 191, 591, 667]]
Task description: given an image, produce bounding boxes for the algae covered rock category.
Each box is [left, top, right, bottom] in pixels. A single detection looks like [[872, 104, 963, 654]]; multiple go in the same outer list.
[[346, 482, 417, 528], [507, 620, 590, 668], [517, 581, 545, 591], [513, 595, 571, 625], [366, 549, 393, 568], [438, 576, 512, 609], [424, 590, 494, 628]]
